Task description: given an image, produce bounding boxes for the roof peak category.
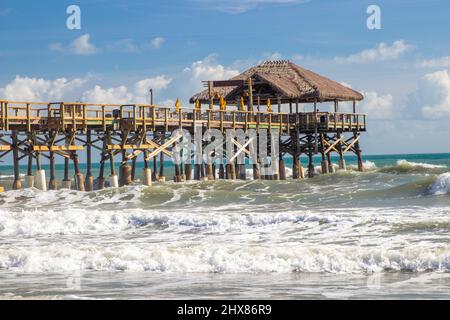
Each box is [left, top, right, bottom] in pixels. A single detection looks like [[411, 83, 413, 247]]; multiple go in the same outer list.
[[260, 60, 291, 67]]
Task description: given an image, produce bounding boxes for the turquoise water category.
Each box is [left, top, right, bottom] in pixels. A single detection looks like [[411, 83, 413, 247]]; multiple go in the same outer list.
[[1, 153, 450, 299]]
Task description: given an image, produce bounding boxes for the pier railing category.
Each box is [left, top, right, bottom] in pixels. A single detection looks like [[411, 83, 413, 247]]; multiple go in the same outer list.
[[0, 101, 366, 133]]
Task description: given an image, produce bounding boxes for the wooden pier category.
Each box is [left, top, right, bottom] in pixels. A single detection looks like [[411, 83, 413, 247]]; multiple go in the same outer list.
[[0, 60, 367, 191]]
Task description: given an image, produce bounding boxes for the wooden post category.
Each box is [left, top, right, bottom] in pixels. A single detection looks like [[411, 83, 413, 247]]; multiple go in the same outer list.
[[337, 132, 346, 170], [320, 134, 329, 174], [219, 164, 225, 179], [208, 81, 214, 110], [253, 162, 260, 180], [279, 155, 286, 180], [49, 151, 57, 190], [85, 129, 94, 191], [25, 147, 34, 188], [152, 154, 159, 181], [159, 137, 165, 181], [248, 78, 254, 112], [62, 157, 71, 189], [131, 156, 137, 182], [307, 134, 315, 178], [72, 151, 85, 192], [227, 162, 236, 180], [119, 131, 132, 187], [152, 138, 159, 181], [185, 163, 192, 181], [327, 151, 334, 173], [97, 135, 106, 190], [238, 162, 246, 180], [194, 163, 201, 180], [174, 158, 180, 182], [354, 132, 365, 172], [292, 154, 300, 179], [107, 130, 118, 187], [12, 131, 22, 190]]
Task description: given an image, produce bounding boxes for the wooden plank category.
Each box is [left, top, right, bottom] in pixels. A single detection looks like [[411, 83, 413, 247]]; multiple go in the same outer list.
[[33, 145, 84, 151], [210, 80, 245, 87], [229, 138, 253, 162], [324, 138, 342, 154], [146, 140, 173, 158], [107, 144, 153, 150], [145, 133, 182, 161], [343, 135, 360, 153]]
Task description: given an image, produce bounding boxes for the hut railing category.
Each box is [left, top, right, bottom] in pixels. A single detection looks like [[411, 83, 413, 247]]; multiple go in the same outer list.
[[297, 112, 366, 131]]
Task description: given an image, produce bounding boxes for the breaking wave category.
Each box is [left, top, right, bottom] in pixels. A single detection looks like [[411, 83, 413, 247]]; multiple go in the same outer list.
[[430, 173, 450, 195], [1, 244, 450, 274], [379, 160, 447, 174]]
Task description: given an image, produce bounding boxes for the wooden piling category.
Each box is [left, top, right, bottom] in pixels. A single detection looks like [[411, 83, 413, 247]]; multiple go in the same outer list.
[[49, 151, 57, 190], [279, 157, 286, 180], [194, 164, 201, 180], [12, 131, 22, 190], [25, 150, 34, 188], [320, 134, 329, 175], [72, 151, 85, 191], [354, 133, 365, 172], [292, 154, 300, 179], [253, 163, 260, 180], [85, 129, 94, 191], [62, 157, 71, 189], [152, 151, 159, 181], [185, 163, 192, 181], [159, 144, 165, 181], [219, 164, 225, 179], [97, 136, 106, 190]]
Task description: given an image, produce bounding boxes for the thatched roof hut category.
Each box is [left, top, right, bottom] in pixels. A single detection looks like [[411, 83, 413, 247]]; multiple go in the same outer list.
[[189, 60, 363, 105]]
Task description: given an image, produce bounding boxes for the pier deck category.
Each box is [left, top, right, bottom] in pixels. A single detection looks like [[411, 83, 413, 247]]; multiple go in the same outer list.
[[0, 101, 366, 133]]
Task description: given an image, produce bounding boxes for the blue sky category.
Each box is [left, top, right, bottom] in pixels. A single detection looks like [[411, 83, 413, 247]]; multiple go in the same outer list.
[[1, 0, 450, 154]]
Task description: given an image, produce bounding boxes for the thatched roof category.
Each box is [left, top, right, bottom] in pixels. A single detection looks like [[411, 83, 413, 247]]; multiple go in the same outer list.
[[189, 60, 364, 104]]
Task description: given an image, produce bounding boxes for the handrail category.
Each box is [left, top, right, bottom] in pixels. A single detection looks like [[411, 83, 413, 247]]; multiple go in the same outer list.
[[0, 100, 367, 132]]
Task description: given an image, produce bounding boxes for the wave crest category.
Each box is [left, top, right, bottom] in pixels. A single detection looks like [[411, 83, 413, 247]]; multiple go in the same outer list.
[[430, 173, 450, 195]]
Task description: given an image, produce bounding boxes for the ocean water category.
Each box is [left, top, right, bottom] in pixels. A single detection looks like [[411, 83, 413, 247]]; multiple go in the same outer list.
[[1, 153, 450, 299]]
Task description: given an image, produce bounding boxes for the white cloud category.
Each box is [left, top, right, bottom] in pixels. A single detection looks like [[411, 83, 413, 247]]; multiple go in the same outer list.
[[82, 76, 172, 104], [151, 37, 165, 49], [0, 76, 88, 101], [407, 70, 450, 119], [334, 40, 413, 64], [135, 76, 172, 95], [417, 56, 450, 68], [358, 91, 394, 119], [50, 34, 98, 56], [184, 54, 239, 81], [81, 85, 133, 104], [195, 0, 307, 14]]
